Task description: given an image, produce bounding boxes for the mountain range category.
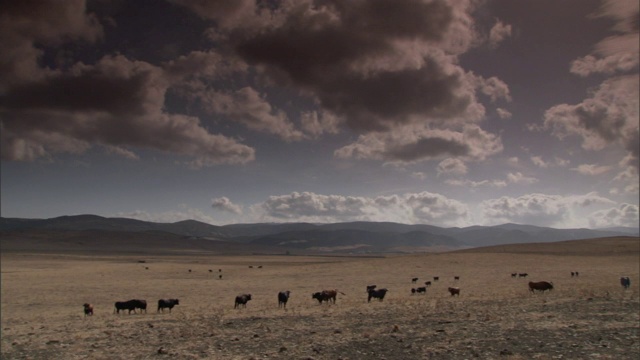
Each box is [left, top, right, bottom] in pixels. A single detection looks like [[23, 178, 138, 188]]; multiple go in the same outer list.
[[1, 215, 638, 254]]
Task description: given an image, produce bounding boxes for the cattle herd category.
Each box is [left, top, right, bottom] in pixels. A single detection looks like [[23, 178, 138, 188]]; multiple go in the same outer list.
[[82, 271, 633, 317]]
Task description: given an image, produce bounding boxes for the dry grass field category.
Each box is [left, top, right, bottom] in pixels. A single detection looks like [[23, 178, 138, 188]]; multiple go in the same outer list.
[[1, 237, 639, 359]]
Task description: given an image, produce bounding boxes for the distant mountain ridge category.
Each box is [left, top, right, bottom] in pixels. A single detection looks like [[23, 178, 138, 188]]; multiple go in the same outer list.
[[1, 215, 637, 253]]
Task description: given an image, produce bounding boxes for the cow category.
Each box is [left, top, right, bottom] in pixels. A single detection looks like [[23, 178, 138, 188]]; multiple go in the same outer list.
[[621, 277, 631, 289], [571, 272, 575, 277], [278, 291, 291, 309], [157, 299, 179, 313], [433, 276, 439, 281], [519, 273, 528, 278], [367, 288, 388, 302], [188, 269, 192, 273], [411, 277, 418, 283], [424, 281, 432, 287], [454, 276, 460, 281], [411, 288, 416, 294], [134, 299, 147, 313], [511, 273, 517, 278], [416, 287, 426, 294], [234, 294, 252, 308], [114, 300, 138, 314], [366, 285, 377, 292], [83, 303, 94, 316], [575, 271, 579, 277], [209, 269, 213, 273], [448, 287, 460, 296], [528, 281, 554, 293], [312, 289, 344, 304]]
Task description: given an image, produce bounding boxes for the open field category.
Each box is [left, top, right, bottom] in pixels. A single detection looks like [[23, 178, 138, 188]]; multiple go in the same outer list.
[[1, 237, 639, 359]]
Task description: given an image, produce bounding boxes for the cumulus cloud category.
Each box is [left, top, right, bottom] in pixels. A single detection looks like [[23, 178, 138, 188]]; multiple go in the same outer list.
[[211, 196, 243, 215], [544, 75, 639, 169], [571, 163, 613, 175], [0, 52, 255, 165], [531, 155, 570, 168], [588, 203, 639, 228], [437, 158, 468, 176], [444, 171, 536, 188], [334, 124, 503, 164], [496, 108, 512, 119], [254, 191, 469, 226], [489, 19, 512, 48], [480, 192, 616, 227]]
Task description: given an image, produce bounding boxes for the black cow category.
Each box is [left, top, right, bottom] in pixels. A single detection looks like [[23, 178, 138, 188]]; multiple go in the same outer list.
[[528, 281, 554, 293], [511, 273, 517, 278], [621, 277, 631, 289], [278, 291, 291, 309], [411, 288, 416, 294], [234, 294, 252, 308], [448, 287, 460, 296], [114, 300, 138, 314], [454, 276, 460, 281], [416, 287, 426, 294], [158, 299, 180, 313], [134, 299, 147, 313], [519, 273, 528, 278], [411, 277, 418, 283], [424, 281, 431, 287], [433, 276, 439, 281], [312, 291, 327, 304], [367, 288, 388, 302], [366, 285, 377, 292], [83, 303, 94, 316], [571, 272, 575, 277]]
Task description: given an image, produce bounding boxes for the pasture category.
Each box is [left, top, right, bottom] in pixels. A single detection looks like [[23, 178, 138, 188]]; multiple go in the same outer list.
[[1, 237, 639, 359]]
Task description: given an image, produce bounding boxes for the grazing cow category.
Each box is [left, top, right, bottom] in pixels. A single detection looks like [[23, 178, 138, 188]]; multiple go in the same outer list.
[[448, 287, 460, 296], [312, 289, 344, 304], [519, 273, 528, 278], [234, 294, 252, 308], [411, 288, 416, 294], [366, 285, 377, 292], [367, 288, 389, 302], [249, 266, 253, 268], [114, 300, 138, 314], [620, 277, 631, 289], [278, 291, 291, 309], [454, 276, 460, 281], [83, 303, 94, 316], [411, 277, 418, 283], [258, 266, 263, 268], [528, 281, 554, 293], [424, 281, 431, 287], [433, 276, 439, 281], [416, 287, 427, 294], [511, 273, 517, 278], [157, 299, 180, 313]]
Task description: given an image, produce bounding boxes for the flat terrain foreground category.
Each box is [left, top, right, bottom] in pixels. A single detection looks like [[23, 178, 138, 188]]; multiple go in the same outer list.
[[1, 239, 639, 359]]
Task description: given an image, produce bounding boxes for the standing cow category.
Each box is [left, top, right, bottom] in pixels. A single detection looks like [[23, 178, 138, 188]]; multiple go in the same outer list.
[[158, 299, 180, 313], [620, 277, 631, 289], [367, 288, 389, 302], [234, 294, 252, 308], [278, 291, 291, 309], [528, 281, 554, 293], [83, 303, 94, 316], [448, 287, 460, 296]]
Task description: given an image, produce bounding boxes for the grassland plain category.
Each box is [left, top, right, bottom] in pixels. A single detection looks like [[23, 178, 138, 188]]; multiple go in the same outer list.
[[1, 237, 639, 359]]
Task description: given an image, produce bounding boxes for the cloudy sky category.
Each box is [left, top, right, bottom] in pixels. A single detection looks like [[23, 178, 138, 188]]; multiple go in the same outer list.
[[1, 0, 638, 229]]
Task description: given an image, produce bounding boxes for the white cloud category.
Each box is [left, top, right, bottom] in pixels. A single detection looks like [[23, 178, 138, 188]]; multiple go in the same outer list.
[[437, 158, 468, 176], [211, 197, 243, 215], [489, 20, 512, 48], [480, 192, 617, 227], [496, 108, 512, 119], [588, 203, 639, 228], [571, 164, 613, 175], [253, 191, 469, 226], [445, 179, 507, 188], [506, 172, 538, 185]]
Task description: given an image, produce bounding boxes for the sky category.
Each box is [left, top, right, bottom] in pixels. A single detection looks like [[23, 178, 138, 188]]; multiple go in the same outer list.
[[1, 0, 638, 229]]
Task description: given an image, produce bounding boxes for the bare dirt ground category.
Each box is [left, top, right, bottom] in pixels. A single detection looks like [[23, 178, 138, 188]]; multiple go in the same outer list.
[[1, 237, 639, 359]]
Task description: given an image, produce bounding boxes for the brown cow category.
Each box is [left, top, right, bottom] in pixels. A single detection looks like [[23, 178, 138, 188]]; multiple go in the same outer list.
[[528, 281, 554, 293], [313, 289, 345, 304], [448, 287, 460, 296], [83, 303, 94, 316]]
